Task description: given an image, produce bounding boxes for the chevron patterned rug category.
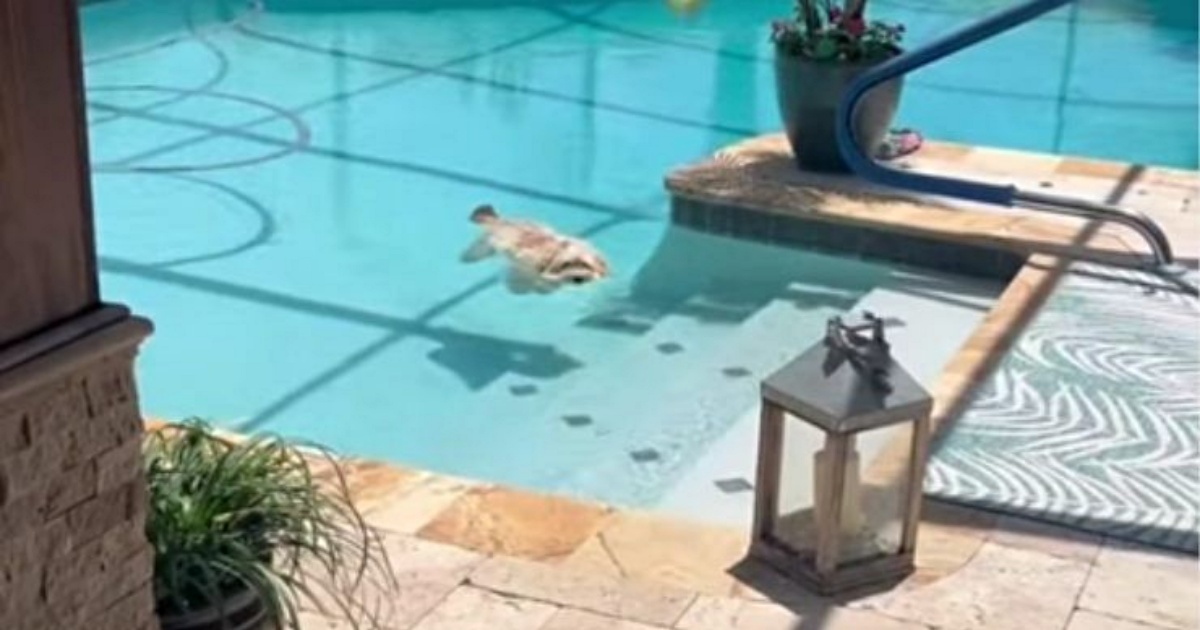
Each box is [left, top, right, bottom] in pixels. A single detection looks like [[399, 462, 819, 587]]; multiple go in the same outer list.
[[925, 262, 1199, 553]]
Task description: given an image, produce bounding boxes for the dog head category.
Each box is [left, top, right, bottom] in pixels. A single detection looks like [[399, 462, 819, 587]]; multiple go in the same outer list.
[[544, 242, 610, 286]]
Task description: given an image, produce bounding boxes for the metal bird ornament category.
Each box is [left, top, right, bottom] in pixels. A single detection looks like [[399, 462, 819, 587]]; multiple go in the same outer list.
[[822, 311, 896, 393]]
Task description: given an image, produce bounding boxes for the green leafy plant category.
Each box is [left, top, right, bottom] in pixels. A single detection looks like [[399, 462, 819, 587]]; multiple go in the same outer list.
[[771, 0, 905, 62], [144, 419, 397, 629]]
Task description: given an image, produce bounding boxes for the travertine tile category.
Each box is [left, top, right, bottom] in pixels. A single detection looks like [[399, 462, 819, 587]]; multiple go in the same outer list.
[[989, 515, 1102, 563], [676, 595, 928, 630], [301, 533, 483, 629], [727, 557, 806, 602], [1056, 157, 1132, 180], [316, 457, 424, 511], [560, 535, 625, 580], [418, 487, 612, 561], [854, 541, 1089, 630], [365, 474, 483, 535], [411, 586, 557, 630], [142, 418, 168, 432], [909, 501, 993, 583], [1040, 174, 1141, 206], [963, 146, 1064, 178], [561, 512, 749, 596], [1066, 609, 1180, 630], [910, 142, 973, 163], [467, 555, 695, 627], [1079, 541, 1200, 630], [1140, 167, 1200, 192], [542, 608, 668, 630], [297, 611, 353, 629], [385, 533, 486, 587]]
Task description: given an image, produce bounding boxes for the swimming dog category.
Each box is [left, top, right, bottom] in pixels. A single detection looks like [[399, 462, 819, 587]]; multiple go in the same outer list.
[[461, 205, 610, 294]]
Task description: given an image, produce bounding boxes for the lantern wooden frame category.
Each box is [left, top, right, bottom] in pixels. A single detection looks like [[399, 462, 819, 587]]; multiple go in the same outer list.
[[748, 316, 933, 596]]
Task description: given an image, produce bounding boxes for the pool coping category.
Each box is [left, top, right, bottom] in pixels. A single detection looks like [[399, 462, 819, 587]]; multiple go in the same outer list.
[[665, 135, 1198, 272], [143, 137, 1197, 608]]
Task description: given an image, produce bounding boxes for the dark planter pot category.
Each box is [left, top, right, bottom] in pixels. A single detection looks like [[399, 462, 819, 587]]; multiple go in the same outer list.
[[158, 584, 272, 630], [774, 52, 903, 173]]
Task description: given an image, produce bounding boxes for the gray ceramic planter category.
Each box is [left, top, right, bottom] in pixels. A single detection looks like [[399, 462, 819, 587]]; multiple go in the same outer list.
[[158, 585, 271, 630], [774, 52, 903, 173]]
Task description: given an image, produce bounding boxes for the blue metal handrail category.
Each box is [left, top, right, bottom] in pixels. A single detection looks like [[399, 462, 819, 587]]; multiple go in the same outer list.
[[835, 0, 1181, 270]]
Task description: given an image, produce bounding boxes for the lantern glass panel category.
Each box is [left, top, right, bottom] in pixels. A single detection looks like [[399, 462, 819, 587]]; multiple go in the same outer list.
[[771, 414, 827, 556], [834, 422, 915, 566]]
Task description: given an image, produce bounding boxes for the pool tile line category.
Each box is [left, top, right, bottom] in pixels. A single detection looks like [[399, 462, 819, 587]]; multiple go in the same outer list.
[[86, 37, 232, 127], [232, 23, 760, 139], [89, 97, 659, 221], [127, 171, 277, 268], [106, 211, 642, 436], [237, 215, 631, 432], [88, 0, 621, 170], [90, 86, 314, 174], [85, 0, 245, 127], [82, 0, 265, 67]]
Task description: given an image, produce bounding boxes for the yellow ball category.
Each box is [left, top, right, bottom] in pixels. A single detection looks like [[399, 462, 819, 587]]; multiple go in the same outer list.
[[666, 0, 706, 15]]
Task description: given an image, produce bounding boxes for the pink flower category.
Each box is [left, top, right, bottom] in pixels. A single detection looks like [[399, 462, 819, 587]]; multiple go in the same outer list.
[[845, 16, 866, 36]]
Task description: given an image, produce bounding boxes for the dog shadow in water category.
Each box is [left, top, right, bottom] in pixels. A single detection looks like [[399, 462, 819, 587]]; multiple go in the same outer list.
[[577, 225, 887, 335], [426, 330, 583, 391]]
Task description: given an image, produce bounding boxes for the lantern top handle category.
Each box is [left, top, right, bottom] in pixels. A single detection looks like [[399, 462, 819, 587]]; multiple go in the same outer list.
[[825, 311, 893, 392]]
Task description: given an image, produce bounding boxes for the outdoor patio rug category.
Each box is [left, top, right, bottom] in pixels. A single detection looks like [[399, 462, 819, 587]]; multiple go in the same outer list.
[[925, 261, 1199, 553]]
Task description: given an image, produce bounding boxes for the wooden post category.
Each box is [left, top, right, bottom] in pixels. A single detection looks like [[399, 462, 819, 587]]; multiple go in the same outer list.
[[0, 3, 159, 628], [901, 415, 932, 553], [751, 401, 785, 541], [0, 0, 99, 350]]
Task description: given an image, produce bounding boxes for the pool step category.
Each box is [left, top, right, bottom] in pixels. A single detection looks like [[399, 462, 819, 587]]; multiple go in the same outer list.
[[517, 293, 838, 506]]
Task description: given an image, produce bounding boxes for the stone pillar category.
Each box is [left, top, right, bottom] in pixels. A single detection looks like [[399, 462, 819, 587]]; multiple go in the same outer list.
[[0, 306, 158, 630]]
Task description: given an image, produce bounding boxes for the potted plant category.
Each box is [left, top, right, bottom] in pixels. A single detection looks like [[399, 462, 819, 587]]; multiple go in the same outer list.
[[771, 0, 906, 172], [144, 420, 397, 630]]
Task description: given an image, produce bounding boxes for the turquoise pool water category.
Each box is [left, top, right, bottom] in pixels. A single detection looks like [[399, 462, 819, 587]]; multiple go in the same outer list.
[[82, 0, 1194, 505]]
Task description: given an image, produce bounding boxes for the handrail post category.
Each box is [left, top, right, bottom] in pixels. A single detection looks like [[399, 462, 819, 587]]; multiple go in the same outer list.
[[835, 0, 1074, 202], [833, 0, 1180, 270]]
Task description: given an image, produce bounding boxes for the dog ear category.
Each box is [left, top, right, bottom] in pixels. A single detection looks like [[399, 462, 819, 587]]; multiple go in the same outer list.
[[471, 205, 499, 223]]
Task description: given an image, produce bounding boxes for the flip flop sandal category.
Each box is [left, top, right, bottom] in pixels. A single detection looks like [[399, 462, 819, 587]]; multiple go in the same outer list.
[[876, 128, 924, 161]]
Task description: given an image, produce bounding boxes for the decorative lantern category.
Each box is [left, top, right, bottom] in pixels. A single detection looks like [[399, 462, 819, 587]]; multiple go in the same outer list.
[[750, 311, 933, 595]]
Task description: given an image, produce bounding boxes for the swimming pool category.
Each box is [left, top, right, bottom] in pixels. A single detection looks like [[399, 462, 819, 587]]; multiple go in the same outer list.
[[82, 0, 1193, 508]]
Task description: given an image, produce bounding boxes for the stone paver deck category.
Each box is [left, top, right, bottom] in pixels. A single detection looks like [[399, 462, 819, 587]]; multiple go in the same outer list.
[[143, 419, 1200, 629], [287, 460, 1198, 630]]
